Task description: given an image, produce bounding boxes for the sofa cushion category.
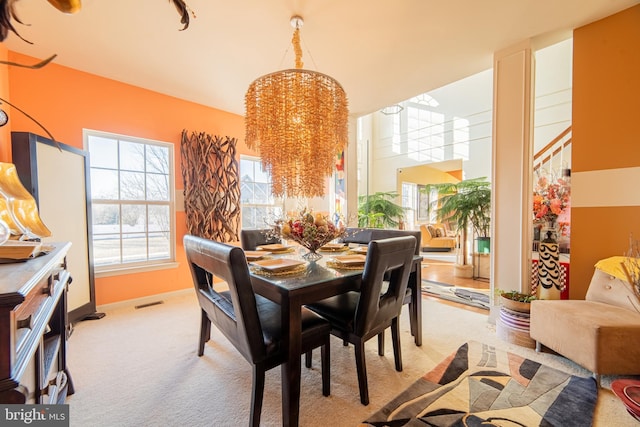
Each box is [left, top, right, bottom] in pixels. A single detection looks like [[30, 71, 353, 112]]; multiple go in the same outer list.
[[586, 267, 640, 313], [530, 299, 640, 375], [594, 256, 636, 281], [419, 224, 456, 250]]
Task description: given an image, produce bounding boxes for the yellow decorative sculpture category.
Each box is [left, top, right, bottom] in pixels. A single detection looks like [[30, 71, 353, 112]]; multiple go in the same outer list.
[[0, 162, 51, 239], [0, 0, 195, 43], [45, 0, 82, 14]]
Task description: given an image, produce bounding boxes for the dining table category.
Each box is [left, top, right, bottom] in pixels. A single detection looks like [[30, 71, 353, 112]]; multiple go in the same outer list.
[[247, 244, 423, 427]]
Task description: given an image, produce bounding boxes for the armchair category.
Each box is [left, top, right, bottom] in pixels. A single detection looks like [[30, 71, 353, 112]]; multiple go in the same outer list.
[[530, 257, 640, 385]]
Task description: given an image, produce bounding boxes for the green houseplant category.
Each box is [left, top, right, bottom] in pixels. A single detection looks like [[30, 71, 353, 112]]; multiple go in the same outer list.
[[357, 191, 406, 228], [496, 289, 537, 313], [423, 178, 491, 274]]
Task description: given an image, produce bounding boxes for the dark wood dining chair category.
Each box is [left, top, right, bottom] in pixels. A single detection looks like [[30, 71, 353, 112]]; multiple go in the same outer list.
[[240, 228, 281, 250], [306, 235, 416, 405], [340, 228, 422, 343], [184, 235, 330, 426]]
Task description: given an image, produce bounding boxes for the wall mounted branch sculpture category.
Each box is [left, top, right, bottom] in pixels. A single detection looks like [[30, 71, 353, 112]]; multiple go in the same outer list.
[[180, 131, 240, 242]]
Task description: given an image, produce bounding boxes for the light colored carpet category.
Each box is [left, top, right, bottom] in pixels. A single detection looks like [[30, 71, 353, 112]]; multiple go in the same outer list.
[[66, 291, 637, 426]]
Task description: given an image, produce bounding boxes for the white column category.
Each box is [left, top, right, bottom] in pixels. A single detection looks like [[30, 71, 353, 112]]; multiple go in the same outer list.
[[491, 41, 535, 313], [345, 115, 359, 226]]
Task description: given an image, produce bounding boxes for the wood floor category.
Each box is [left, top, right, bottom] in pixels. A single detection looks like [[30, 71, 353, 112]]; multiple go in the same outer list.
[[420, 253, 490, 315]]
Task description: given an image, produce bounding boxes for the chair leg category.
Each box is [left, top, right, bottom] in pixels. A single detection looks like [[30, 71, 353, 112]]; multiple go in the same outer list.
[[198, 310, 211, 356], [408, 301, 416, 337], [377, 332, 385, 356], [391, 317, 403, 372], [250, 366, 265, 427], [321, 340, 331, 396], [354, 341, 369, 405], [305, 350, 312, 368], [593, 372, 601, 388]]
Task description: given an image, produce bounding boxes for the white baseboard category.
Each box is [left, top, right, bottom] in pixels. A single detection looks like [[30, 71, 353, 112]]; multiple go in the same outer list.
[[96, 288, 192, 312]]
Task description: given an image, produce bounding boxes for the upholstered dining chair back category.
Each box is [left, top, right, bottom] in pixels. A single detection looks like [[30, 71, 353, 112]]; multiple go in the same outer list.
[[240, 228, 281, 250], [340, 228, 421, 340], [341, 228, 421, 255], [356, 236, 416, 336], [184, 234, 331, 426], [305, 235, 416, 405], [184, 234, 266, 363]]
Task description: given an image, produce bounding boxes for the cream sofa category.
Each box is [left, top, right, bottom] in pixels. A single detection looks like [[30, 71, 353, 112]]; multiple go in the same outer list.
[[530, 257, 640, 385], [419, 224, 456, 252]]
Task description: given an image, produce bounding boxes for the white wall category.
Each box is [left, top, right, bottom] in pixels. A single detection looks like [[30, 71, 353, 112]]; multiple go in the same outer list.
[[358, 39, 572, 196], [534, 38, 573, 155]]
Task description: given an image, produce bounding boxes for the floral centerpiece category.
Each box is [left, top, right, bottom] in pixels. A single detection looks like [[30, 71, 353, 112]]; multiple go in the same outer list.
[[279, 209, 346, 260], [533, 172, 570, 240]]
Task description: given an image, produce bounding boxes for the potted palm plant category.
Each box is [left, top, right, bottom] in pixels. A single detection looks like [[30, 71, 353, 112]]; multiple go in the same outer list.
[[423, 178, 491, 277], [357, 191, 406, 228]]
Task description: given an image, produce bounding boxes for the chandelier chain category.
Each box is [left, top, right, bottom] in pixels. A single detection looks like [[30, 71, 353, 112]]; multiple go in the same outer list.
[[292, 28, 303, 69]]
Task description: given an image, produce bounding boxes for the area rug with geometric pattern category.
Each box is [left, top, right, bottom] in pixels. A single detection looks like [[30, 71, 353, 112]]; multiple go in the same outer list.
[[362, 341, 598, 427]]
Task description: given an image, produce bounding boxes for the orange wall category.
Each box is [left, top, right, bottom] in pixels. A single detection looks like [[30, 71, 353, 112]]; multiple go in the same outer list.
[[6, 51, 255, 305], [0, 44, 10, 162], [571, 4, 640, 298]]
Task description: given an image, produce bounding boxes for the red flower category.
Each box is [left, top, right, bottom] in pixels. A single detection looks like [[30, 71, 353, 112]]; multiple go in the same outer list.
[[533, 174, 570, 223]]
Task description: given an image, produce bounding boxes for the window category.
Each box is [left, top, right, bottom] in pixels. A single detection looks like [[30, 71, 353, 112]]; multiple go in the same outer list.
[[406, 104, 445, 162], [240, 157, 282, 228], [85, 130, 175, 272], [401, 182, 417, 225]]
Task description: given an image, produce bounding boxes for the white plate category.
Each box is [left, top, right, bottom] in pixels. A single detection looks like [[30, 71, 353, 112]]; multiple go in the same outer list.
[[251, 258, 305, 272]]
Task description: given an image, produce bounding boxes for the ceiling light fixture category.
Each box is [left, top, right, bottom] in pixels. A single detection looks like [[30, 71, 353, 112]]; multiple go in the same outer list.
[[244, 15, 349, 198], [380, 104, 404, 115]]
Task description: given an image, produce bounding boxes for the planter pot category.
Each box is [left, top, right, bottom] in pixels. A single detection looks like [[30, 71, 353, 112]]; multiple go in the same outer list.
[[500, 294, 531, 313], [476, 237, 490, 254], [453, 263, 473, 278], [497, 294, 535, 349]]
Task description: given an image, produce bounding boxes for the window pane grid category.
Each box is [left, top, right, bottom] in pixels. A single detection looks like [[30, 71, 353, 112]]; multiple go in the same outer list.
[[87, 130, 175, 269], [240, 157, 282, 229]]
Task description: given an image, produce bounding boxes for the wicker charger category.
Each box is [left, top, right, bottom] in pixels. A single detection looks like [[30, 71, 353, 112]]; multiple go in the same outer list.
[[319, 246, 349, 253], [326, 260, 365, 270], [249, 263, 307, 277]]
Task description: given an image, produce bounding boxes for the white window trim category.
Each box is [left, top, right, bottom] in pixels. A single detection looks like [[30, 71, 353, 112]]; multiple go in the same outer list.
[[84, 128, 177, 275], [240, 155, 283, 229]]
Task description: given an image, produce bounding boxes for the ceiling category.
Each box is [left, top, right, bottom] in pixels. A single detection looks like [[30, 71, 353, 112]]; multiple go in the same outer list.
[[3, 0, 638, 117]]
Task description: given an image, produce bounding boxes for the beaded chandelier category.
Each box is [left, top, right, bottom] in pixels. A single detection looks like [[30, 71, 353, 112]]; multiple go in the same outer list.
[[244, 16, 349, 198]]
